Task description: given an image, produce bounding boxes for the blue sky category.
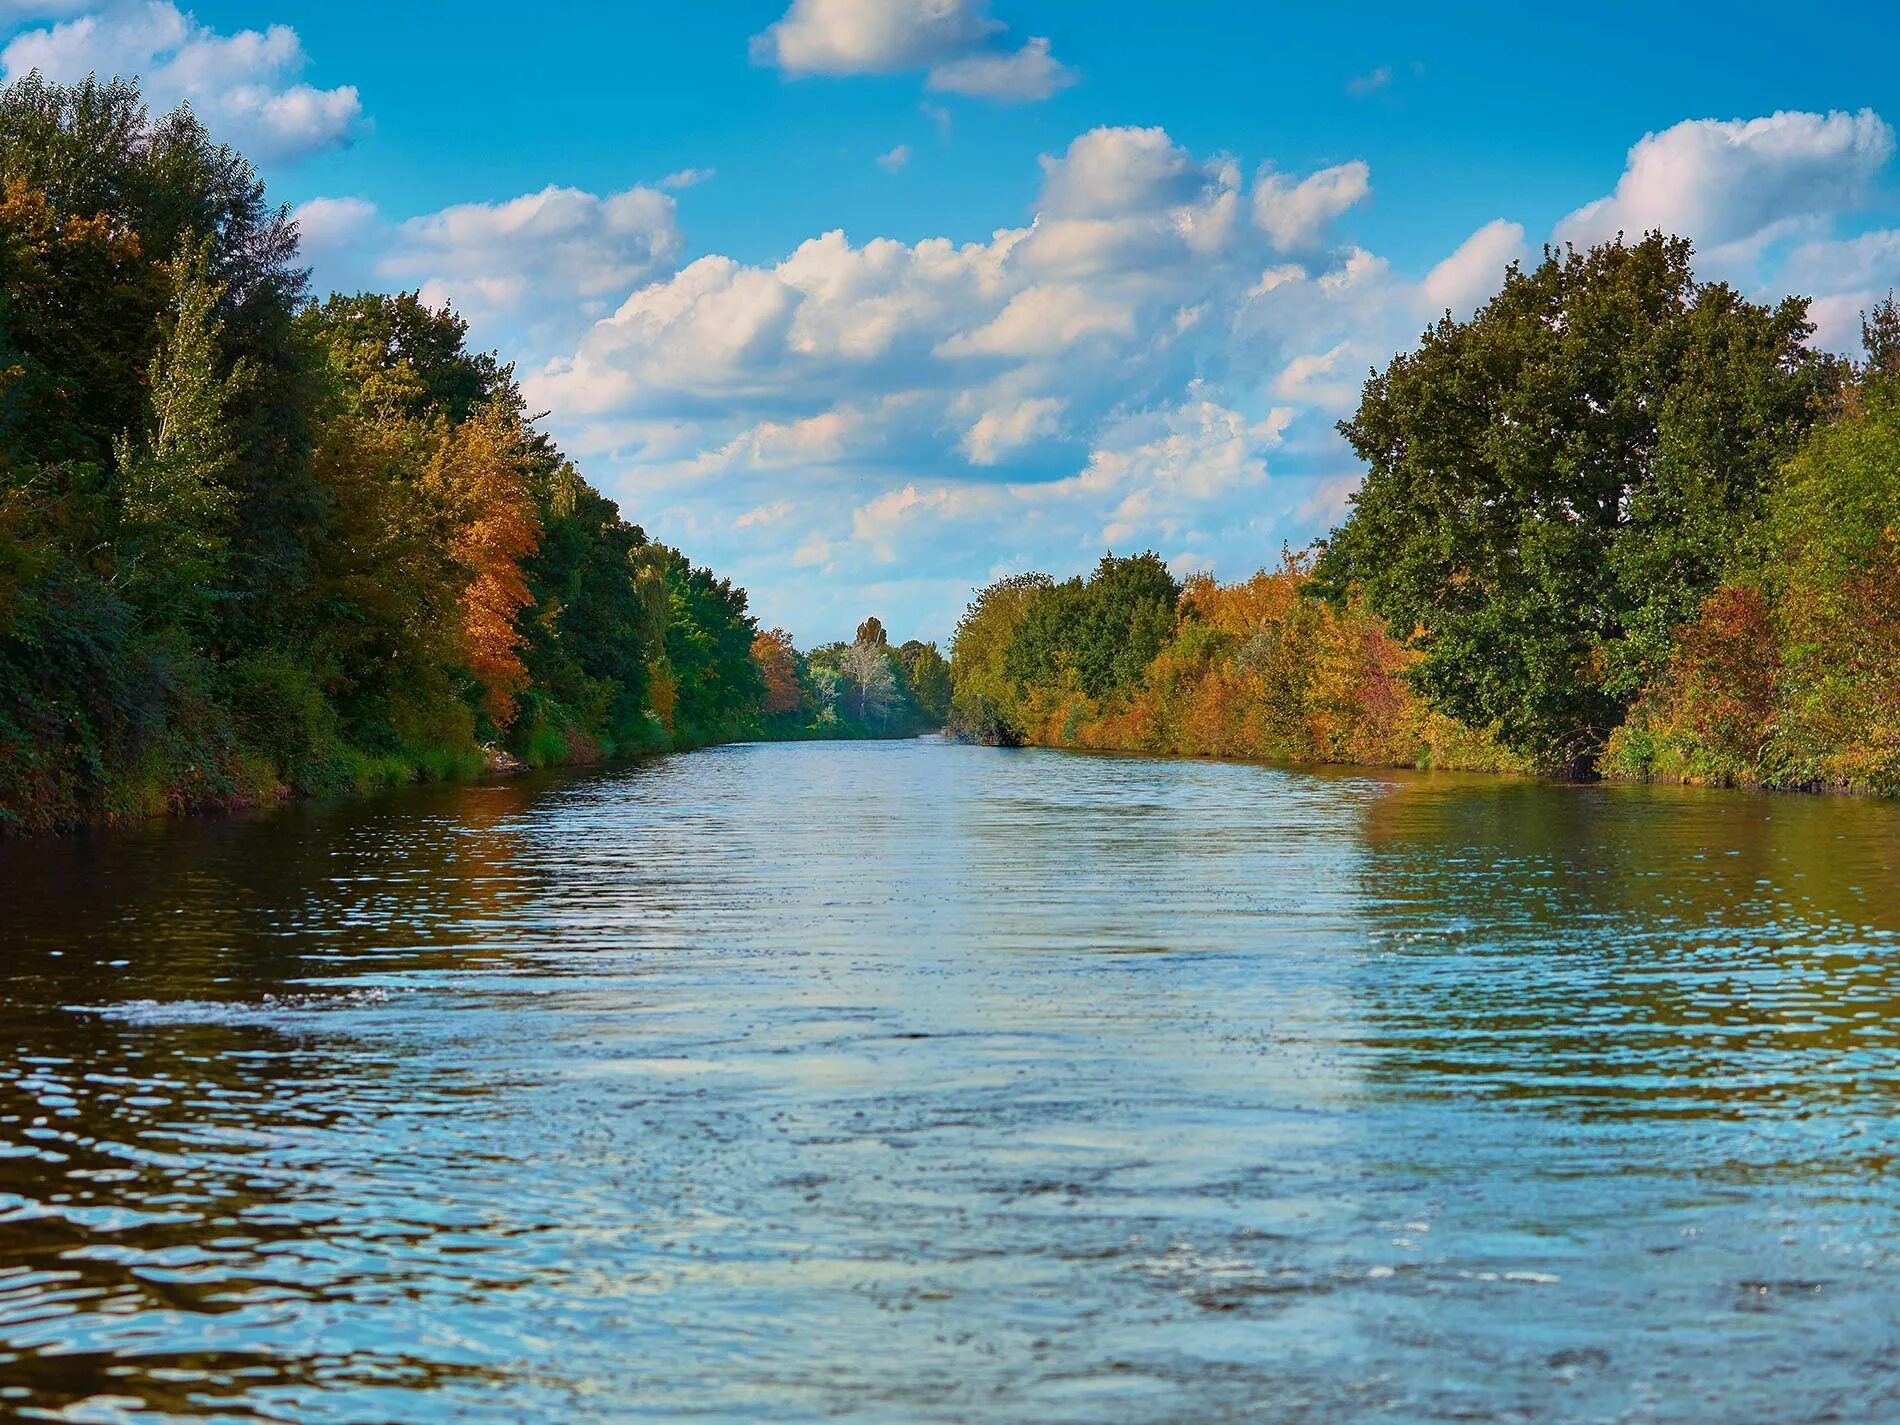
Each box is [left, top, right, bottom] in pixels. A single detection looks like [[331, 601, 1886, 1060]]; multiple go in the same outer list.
[[8, 1, 1899, 642]]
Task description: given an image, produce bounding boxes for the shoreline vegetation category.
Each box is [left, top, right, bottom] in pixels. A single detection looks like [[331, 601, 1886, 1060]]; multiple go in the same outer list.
[[3, 83, 1897, 835], [948, 238, 1900, 799], [0, 77, 947, 834]]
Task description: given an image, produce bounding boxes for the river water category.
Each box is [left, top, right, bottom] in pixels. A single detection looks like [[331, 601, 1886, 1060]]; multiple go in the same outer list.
[[0, 739, 1896, 1422]]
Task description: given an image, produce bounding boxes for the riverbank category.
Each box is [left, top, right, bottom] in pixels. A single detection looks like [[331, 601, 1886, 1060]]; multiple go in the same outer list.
[[1, 720, 954, 838], [983, 726, 1900, 800]]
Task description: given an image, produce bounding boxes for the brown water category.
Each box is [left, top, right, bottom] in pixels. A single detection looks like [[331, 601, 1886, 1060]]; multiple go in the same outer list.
[[0, 739, 1896, 1421]]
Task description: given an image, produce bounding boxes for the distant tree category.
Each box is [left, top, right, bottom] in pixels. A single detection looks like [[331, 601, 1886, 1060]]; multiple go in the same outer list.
[[751, 627, 803, 717], [1314, 233, 1829, 775], [855, 615, 888, 648], [894, 639, 951, 724], [838, 636, 897, 726]]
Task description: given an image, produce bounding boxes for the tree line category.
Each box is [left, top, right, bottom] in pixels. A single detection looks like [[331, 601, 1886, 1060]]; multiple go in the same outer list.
[[0, 76, 944, 832], [949, 234, 1900, 796]]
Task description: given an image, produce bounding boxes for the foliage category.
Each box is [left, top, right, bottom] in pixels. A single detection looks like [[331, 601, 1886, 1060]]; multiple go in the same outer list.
[[893, 639, 951, 725], [947, 572, 1052, 745], [1002, 552, 1179, 701], [953, 549, 1521, 772], [0, 75, 876, 832], [1607, 358, 1900, 793], [1314, 234, 1830, 775], [751, 628, 804, 718], [792, 622, 946, 740]]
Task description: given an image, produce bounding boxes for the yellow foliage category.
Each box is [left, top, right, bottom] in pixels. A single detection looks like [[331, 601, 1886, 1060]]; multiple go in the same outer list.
[[1016, 559, 1518, 774], [422, 406, 540, 726]]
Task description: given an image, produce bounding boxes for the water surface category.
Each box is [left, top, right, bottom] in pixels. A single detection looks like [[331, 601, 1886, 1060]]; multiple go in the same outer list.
[[1, 740, 1896, 1421]]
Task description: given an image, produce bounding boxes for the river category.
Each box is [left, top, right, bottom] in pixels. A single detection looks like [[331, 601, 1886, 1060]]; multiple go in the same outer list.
[[0, 739, 1895, 1421]]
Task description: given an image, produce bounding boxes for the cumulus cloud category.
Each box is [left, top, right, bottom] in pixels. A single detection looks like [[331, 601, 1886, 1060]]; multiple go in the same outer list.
[[927, 36, 1074, 102], [506, 125, 1440, 637], [302, 106, 1900, 643], [0, 2, 360, 160], [1252, 161, 1372, 252], [961, 396, 1065, 464], [296, 184, 684, 352], [753, 0, 996, 73], [877, 143, 910, 172], [1420, 218, 1526, 317], [1557, 109, 1894, 256], [661, 167, 715, 190], [752, 0, 1073, 103]]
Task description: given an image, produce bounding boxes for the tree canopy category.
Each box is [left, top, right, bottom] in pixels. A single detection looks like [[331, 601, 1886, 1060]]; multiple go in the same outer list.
[[1313, 234, 1830, 774]]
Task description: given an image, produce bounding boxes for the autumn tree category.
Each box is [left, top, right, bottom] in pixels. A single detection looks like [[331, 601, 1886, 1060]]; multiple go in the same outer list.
[[424, 404, 540, 726], [751, 627, 803, 717]]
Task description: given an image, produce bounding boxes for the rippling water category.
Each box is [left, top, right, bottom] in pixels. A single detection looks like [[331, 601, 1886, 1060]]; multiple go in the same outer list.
[[1, 740, 1897, 1422]]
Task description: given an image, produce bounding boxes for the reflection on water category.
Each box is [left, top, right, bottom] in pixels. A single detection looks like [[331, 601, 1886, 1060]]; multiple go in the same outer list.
[[0, 741, 1896, 1421]]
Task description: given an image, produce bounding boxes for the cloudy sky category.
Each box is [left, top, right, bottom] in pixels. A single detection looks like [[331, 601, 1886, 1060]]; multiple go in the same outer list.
[[8, 1, 1898, 642]]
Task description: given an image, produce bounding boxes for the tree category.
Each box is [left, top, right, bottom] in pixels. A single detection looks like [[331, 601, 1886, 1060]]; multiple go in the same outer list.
[[1862, 293, 1900, 381], [113, 240, 243, 630], [751, 627, 803, 717], [1003, 552, 1180, 700], [1314, 233, 1827, 775], [855, 615, 888, 648], [948, 572, 1050, 743], [642, 545, 762, 741], [838, 637, 897, 726], [894, 639, 951, 724], [423, 403, 540, 727]]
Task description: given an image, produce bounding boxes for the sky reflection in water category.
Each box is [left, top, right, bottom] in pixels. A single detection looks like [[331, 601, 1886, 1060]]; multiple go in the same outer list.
[[0, 740, 1896, 1421]]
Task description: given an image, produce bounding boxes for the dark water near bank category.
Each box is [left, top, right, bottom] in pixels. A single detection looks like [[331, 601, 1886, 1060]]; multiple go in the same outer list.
[[1, 741, 1897, 1422]]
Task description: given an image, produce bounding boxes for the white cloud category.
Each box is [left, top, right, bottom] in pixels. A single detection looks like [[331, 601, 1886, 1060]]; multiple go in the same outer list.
[[509, 125, 1462, 637], [1758, 226, 1900, 351], [1346, 66, 1391, 97], [1, 2, 360, 160], [1297, 473, 1362, 525], [297, 184, 683, 353], [1420, 218, 1526, 317], [927, 36, 1073, 102], [753, 0, 997, 73], [1252, 161, 1372, 252], [752, 0, 1072, 103], [735, 500, 796, 529], [661, 167, 716, 190], [1038, 125, 1206, 219], [1272, 340, 1358, 406], [304, 107, 1900, 643], [961, 396, 1065, 464], [877, 143, 910, 172], [1557, 109, 1894, 255], [938, 283, 1133, 357]]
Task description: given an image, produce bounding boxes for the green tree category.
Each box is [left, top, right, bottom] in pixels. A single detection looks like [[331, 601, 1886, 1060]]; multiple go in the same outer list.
[[113, 240, 243, 630], [1003, 552, 1179, 700], [894, 639, 951, 724], [949, 572, 1051, 744], [838, 636, 897, 726], [1315, 233, 1828, 775]]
